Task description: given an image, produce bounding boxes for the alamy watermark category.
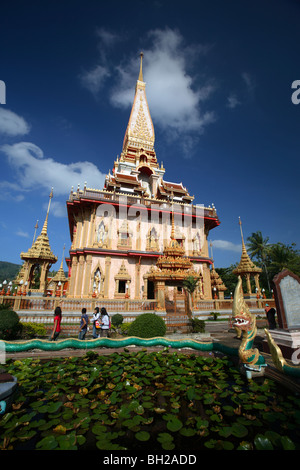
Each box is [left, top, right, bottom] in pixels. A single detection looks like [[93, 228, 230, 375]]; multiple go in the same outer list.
[[0, 341, 6, 364], [0, 80, 6, 104], [291, 80, 300, 105]]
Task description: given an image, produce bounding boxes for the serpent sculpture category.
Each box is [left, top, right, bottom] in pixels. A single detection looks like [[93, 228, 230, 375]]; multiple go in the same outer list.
[[232, 276, 266, 374], [264, 329, 300, 378], [3, 335, 237, 356]]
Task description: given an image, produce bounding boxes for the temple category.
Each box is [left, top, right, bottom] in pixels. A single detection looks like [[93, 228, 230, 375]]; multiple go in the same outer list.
[[15, 189, 58, 294], [65, 53, 220, 308]]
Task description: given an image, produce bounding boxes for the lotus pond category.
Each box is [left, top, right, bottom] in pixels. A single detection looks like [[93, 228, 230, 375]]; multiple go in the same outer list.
[[1, 348, 300, 451]]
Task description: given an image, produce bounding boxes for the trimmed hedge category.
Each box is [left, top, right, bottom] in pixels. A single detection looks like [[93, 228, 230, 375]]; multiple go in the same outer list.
[[0, 307, 22, 340], [111, 314, 124, 327], [20, 322, 47, 339], [128, 313, 166, 338]]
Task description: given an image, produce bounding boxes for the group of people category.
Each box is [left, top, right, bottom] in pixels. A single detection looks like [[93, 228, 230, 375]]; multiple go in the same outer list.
[[50, 305, 110, 341]]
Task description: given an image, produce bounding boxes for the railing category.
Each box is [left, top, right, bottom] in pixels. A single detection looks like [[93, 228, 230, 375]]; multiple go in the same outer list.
[[0, 295, 275, 314], [0, 296, 157, 314]]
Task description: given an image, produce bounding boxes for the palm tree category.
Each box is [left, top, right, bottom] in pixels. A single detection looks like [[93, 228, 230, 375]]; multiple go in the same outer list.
[[246, 231, 271, 293], [268, 243, 300, 277], [183, 275, 199, 319]]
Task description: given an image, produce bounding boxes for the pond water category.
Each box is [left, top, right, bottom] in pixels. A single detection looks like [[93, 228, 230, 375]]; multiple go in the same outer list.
[[1, 349, 299, 450]]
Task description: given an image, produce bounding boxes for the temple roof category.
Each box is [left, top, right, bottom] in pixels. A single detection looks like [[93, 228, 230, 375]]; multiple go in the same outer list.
[[233, 218, 262, 275], [20, 190, 57, 263], [122, 52, 155, 154]]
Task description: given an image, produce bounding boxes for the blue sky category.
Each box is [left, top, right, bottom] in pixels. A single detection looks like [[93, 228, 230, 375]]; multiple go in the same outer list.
[[0, 0, 300, 270]]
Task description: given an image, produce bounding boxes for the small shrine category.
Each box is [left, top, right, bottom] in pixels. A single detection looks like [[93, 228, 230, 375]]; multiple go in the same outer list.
[[232, 218, 262, 297], [47, 246, 68, 296], [209, 242, 227, 299], [147, 210, 203, 311], [15, 190, 58, 295]]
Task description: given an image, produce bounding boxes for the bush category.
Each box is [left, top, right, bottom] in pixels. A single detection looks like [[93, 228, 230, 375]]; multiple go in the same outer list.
[[20, 322, 47, 339], [191, 318, 205, 333], [0, 307, 22, 340], [111, 314, 124, 328], [209, 312, 220, 321], [128, 313, 166, 338], [120, 322, 132, 336]]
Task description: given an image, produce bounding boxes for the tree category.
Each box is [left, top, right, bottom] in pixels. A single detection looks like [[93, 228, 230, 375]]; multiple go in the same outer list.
[[268, 243, 300, 279], [246, 231, 271, 293], [183, 276, 199, 319]]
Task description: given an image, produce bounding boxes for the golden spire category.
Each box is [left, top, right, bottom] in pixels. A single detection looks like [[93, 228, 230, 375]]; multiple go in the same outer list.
[[239, 216, 246, 253], [233, 217, 262, 274], [52, 244, 67, 283], [138, 52, 144, 82], [33, 219, 39, 243], [41, 188, 53, 236], [122, 53, 155, 153]]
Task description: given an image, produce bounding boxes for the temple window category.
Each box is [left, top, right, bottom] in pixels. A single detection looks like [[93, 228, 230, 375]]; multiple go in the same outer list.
[[117, 220, 132, 249], [114, 261, 131, 298], [146, 227, 159, 251]]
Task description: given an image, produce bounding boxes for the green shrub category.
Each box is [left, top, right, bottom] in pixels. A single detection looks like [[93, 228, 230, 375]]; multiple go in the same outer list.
[[209, 312, 220, 321], [20, 322, 47, 339], [111, 313, 124, 327], [0, 307, 22, 340], [120, 322, 132, 336], [191, 318, 205, 333], [128, 313, 166, 338]]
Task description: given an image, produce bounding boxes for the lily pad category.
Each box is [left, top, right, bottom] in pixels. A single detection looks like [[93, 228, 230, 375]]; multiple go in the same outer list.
[[135, 431, 150, 441], [167, 417, 183, 432], [36, 435, 58, 450]]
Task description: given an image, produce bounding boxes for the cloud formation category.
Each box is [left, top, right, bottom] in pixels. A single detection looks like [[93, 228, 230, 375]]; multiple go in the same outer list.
[[81, 27, 216, 150], [112, 28, 216, 135], [0, 108, 30, 136], [211, 239, 242, 253], [1, 141, 106, 199]]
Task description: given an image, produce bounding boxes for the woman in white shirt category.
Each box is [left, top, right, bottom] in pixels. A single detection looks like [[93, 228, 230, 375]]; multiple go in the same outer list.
[[100, 307, 110, 337], [92, 307, 101, 338]]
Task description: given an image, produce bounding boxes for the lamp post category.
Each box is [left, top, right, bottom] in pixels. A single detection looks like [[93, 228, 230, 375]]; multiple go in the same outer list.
[[7, 281, 12, 296]]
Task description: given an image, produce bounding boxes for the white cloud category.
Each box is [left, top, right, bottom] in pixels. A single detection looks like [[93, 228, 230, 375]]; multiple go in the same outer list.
[[226, 93, 241, 109], [43, 200, 67, 218], [79, 64, 110, 95], [111, 28, 216, 135], [1, 141, 106, 200], [80, 27, 122, 95], [211, 240, 242, 253], [0, 108, 30, 136], [16, 229, 29, 238], [242, 72, 255, 95]]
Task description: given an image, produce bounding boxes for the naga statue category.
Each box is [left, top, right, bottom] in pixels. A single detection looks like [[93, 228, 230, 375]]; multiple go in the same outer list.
[[264, 329, 300, 378], [232, 276, 266, 376]]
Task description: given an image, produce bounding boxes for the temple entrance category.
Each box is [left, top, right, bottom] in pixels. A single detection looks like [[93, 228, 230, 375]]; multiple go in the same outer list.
[[164, 283, 186, 315], [147, 280, 155, 300]]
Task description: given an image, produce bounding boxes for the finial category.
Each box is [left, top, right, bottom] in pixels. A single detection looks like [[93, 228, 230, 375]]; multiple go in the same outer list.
[[138, 51, 144, 82], [33, 219, 39, 243], [238, 216, 246, 251], [46, 187, 53, 216]]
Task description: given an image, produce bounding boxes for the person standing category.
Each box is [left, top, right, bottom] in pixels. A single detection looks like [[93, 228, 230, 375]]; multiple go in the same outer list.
[[265, 303, 277, 330], [78, 307, 89, 340], [51, 306, 62, 341], [100, 307, 110, 337], [92, 306, 101, 338]]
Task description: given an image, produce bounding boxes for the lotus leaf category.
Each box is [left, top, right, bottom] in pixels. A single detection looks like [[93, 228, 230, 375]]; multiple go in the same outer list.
[[135, 431, 150, 441]]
